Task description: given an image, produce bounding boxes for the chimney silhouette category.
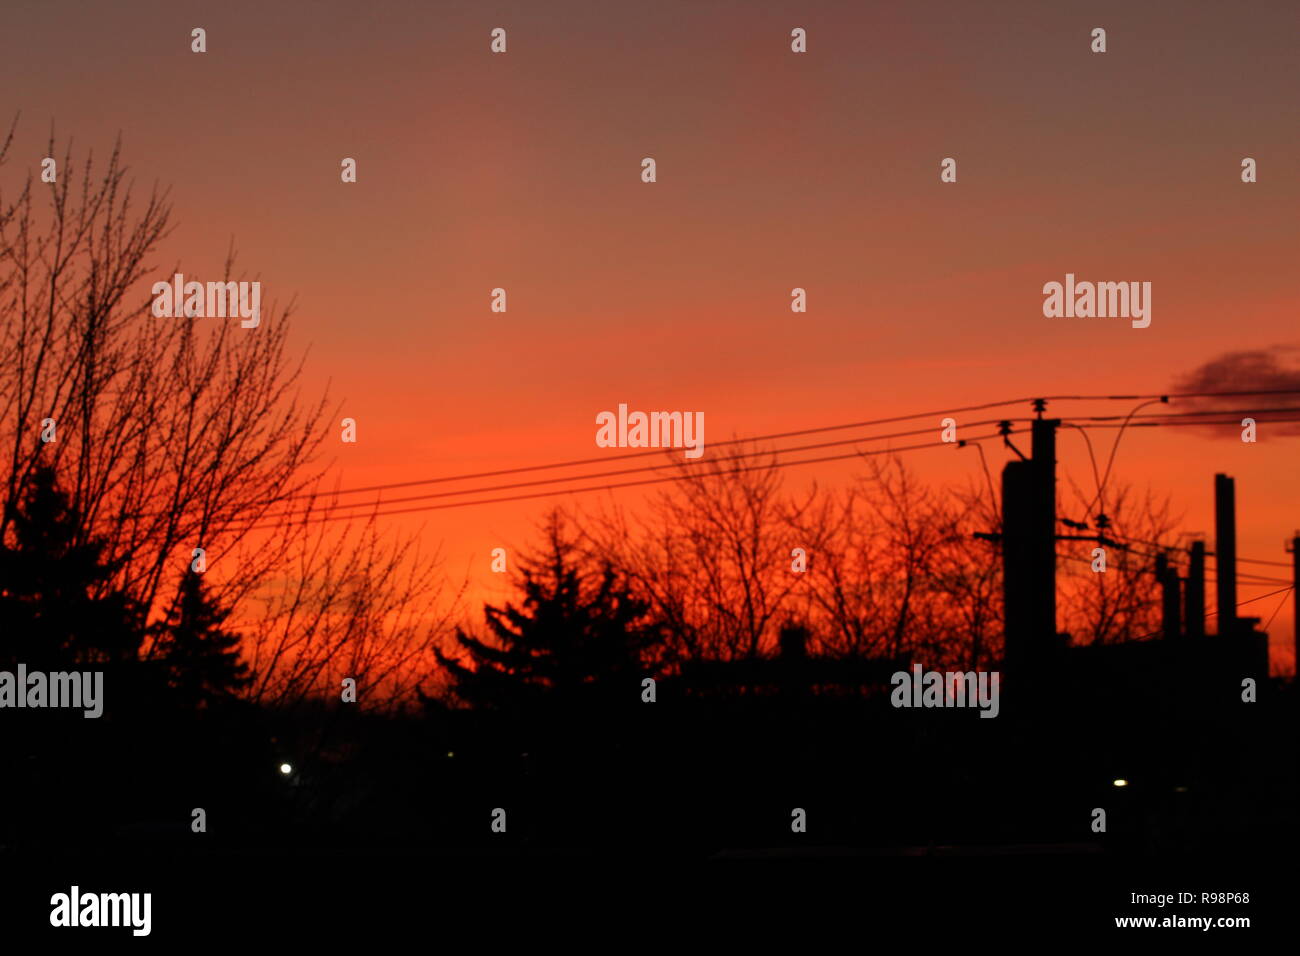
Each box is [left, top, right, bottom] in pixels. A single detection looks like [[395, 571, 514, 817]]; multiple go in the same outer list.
[[1214, 474, 1238, 637], [1291, 532, 1299, 673], [1156, 552, 1181, 640], [1185, 539, 1206, 639]]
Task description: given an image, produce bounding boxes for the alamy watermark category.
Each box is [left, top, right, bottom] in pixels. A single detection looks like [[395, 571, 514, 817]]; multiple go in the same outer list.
[[596, 403, 705, 459], [0, 664, 102, 718], [50, 886, 151, 936], [1042, 273, 1151, 329], [152, 273, 261, 328], [890, 665, 1000, 718]]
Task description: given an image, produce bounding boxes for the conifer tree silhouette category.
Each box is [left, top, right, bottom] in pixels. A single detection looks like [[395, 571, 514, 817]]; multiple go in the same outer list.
[[0, 465, 141, 671], [150, 570, 252, 710], [436, 512, 659, 711]]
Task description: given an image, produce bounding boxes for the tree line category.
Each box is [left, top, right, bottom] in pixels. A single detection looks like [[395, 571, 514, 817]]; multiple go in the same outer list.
[[0, 124, 1176, 720]]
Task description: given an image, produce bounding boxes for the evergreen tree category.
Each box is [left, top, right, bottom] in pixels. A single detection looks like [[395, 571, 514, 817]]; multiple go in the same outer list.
[[0, 465, 142, 670], [436, 512, 659, 711], [150, 570, 252, 710]]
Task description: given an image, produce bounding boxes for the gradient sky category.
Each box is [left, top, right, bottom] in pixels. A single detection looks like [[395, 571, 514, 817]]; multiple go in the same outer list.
[[4, 0, 1297, 668]]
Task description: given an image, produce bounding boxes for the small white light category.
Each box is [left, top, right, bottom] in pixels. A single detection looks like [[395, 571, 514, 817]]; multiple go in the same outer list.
[[279, 762, 292, 775], [1112, 778, 1128, 788], [446, 751, 454, 758]]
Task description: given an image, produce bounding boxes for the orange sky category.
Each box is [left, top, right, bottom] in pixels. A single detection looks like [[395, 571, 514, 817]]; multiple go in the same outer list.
[[5, 0, 1297, 670]]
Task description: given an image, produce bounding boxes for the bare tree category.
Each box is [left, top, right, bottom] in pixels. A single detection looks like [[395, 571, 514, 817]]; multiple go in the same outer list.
[[581, 448, 1003, 671], [582, 444, 814, 664], [788, 456, 1001, 669], [0, 121, 458, 710], [240, 503, 465, 712], [1056, 478, 1180, 645], [0, 126, 330, 608]]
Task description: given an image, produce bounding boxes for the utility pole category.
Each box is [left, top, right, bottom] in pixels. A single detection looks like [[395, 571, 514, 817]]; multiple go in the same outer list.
[[1000, 403, 1059, 682], [1214, 474, 1238, 638]]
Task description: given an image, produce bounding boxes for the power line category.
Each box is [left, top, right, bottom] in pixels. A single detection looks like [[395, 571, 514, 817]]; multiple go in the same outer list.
[[1039, 389, 1300, 401], [228, 429, 1020, 533], [1213, 553, 1292, 568], [224, 407, 1300, 532], [1055, 551, 1291, 587], [1062, 423, 1103, 513], [196, 406, 1300, 529], [243, 418, 1026, 524], [959, 438, 1000, 523], [1136, 388, 1300, 399], [1060, 407, 1300, 548], [1262, 587, 1294, 631], [239, 397, 1049, 507], [1109, 585, 1296, 646], [1083, 398, 1166, 519], [126, 387, 1300, 532], [1074, 416, 1300, 429], [1052, 555, 1293, 641], [1174, 584, 1293, 625], [273, 398, 1286, 527], [1096, 530, 1295, 570], [1107, 545, 1291, 586], [172, 389, 1300, 512], [1071, 405, 1300, 423]]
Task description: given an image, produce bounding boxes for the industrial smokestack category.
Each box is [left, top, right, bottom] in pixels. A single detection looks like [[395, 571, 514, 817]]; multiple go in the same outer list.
[[1185, 539, 1206, 639], [1214, 474, 1238, 637], [1156, 552, 1181, 640], [1292, 533, 1299, 673]]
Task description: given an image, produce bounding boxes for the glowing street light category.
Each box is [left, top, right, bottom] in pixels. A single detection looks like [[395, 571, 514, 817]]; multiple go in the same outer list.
[[279, 762, 293, 775], [1112, 778, 1128, 788]]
